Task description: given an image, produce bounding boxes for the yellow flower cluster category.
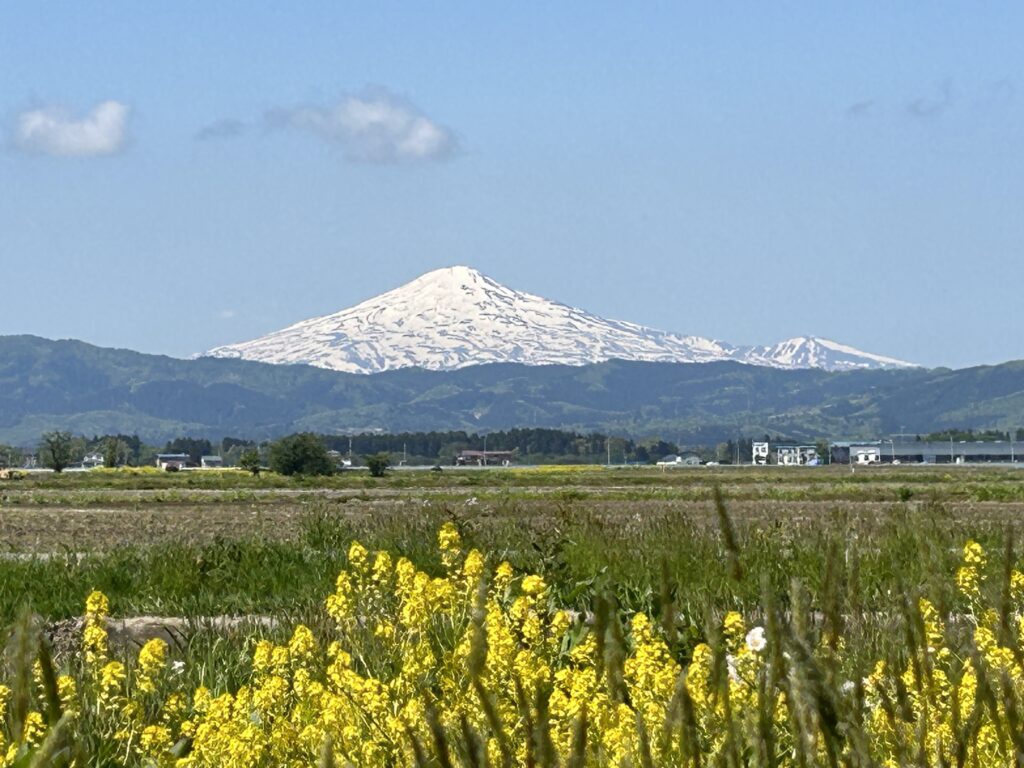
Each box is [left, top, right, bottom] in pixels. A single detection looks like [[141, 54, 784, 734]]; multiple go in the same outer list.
[[860, 540, 1024, 766], [956, 538, 987, 600], [515, 464, 608, 474], [7, 534, 1024, 765]]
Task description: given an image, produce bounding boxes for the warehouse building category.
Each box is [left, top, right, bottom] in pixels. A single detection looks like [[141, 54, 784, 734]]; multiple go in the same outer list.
[[831, 441, 1018, 465]]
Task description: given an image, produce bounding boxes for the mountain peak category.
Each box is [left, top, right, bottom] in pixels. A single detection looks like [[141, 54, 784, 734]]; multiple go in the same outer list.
[[204, 268, 915, 374], [409, 265, 486, 286]]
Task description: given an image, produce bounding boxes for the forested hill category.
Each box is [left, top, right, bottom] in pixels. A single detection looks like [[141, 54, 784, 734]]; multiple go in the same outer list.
[[1, 335, 1023, 444]]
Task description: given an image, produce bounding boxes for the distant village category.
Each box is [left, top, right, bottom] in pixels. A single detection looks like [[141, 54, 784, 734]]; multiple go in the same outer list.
[[1, 429, 1020, 474], [658, 437, 1020, 467]]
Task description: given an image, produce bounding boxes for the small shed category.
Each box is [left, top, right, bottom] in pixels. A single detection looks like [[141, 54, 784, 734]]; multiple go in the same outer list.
[[156, 453, 190, 470]]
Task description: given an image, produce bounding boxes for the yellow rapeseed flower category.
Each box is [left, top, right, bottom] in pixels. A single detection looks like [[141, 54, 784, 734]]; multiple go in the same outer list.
[[135, 638, 167, 695], [521, 574, 547, 596], [85, 590, 109, 618]]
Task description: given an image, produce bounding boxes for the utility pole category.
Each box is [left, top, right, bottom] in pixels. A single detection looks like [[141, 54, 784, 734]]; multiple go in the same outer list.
[[607, 438, 612, 467]]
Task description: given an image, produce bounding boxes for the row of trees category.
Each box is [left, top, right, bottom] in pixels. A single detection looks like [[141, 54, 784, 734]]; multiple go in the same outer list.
[[319, 428, 687, 465], [920, 429, 1024, 443], [1, 428, 852, 473], [19, 431, 363, 477], [268, 434, 388, 477], [1, 434, 265, 473], [0, 429, 854, 474], [20, 425, 1024, 475]]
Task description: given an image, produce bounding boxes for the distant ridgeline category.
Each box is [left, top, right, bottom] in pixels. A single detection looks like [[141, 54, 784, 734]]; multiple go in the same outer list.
[[1, 334, 1024, 446]]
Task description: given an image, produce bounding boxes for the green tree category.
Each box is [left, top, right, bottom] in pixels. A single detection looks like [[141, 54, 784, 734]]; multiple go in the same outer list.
[[39, 431, 76, 473], [815, 439, 830, 464], [715, 441, 735, 464], [102, 437, 119, 468], [269, 433, 333, 476], [365, 452, 390, 477], [239, 448, 262, 476], [91, 434, 143, 466], [0, 445, 23, 469]]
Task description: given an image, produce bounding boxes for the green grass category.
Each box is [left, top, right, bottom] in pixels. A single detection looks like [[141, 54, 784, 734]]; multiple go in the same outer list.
[[4, 465, 1024, 765], [2, 466, 1023, 672]]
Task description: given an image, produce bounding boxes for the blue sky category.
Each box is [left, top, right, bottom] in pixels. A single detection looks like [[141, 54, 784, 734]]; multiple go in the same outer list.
[[1, 2, 1022, 369]]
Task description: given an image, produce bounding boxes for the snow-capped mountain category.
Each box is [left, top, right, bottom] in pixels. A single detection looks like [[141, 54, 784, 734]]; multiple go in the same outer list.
[[743, 337, 911, 371], [204, 266, 914, 374]]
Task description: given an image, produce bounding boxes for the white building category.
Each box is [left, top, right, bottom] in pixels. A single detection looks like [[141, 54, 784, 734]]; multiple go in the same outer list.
[[81, 452, 105, 469], [851, 446, 882, 465], [752, 442, 769, 465], [776, 445, 819, 466]]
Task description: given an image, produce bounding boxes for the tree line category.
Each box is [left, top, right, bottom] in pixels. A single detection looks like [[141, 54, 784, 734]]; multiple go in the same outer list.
[[3, 428, 697, 474], [13, 425, 1020, 476]]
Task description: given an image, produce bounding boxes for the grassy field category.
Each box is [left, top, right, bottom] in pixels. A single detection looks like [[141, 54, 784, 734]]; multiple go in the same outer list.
[[2, 465, 1022, 633], [3, 465, 1024, 764]]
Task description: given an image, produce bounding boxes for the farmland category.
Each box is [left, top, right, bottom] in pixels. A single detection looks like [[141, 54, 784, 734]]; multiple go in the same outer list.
[[1, 466, 1023, 635], [3, 464, 1024, 764]]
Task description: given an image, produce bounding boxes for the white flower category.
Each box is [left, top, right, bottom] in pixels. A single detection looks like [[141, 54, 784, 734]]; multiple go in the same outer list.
[[171, 660, 186, 676], [745, 626, 767, 653], [841, 680, 856, 694], [726, 654, 739, 682]]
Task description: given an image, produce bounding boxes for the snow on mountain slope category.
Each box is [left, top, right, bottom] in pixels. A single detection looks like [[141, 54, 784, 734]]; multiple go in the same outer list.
[[744, 337, 913, 371], [204, 266, 915, 374]]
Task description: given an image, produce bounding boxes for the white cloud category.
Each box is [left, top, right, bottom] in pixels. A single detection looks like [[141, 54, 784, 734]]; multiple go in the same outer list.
[[218, 309, 237, 320], [13, 100, 129, 157], [266, 89, 458, 164]]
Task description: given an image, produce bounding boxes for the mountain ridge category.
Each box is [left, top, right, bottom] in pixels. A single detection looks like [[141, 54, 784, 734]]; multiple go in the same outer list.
[[204, 266, 914, 374], [2, 334, 1021, 446]]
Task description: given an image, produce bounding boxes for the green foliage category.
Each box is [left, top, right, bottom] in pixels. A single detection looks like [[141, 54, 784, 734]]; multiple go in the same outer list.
[[269, 433, 333, 476], [0, 444, 24, 468], [5, 335, 1024, 446], [88, 434, 143, 466], [222, 436, 255, 453], [162, 437, 213, 465], [239, 448, 262, 476], [0, 467, 1020, 644], [920, 428, 1013, 442], [364, 452, 390, 477], [100, 437, 133, 468], [38, 431, 76, 473]]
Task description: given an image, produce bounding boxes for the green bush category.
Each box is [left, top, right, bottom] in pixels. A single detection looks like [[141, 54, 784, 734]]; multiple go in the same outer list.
[[239, 448, 262, 476], [365, 452, 390, 477], [269, 433, 333, 476]]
